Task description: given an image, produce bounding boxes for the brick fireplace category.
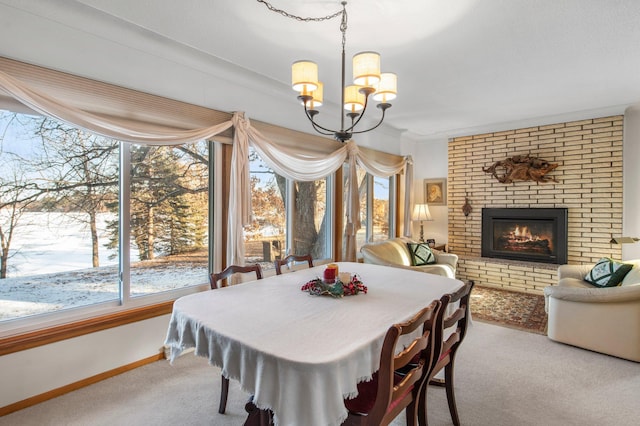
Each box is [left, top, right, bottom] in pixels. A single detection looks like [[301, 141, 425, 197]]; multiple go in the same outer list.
[[448, 116, 623, 295]]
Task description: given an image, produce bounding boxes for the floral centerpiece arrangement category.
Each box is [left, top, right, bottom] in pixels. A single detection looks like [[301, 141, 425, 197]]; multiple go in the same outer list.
[[301, 274, 367, 298]]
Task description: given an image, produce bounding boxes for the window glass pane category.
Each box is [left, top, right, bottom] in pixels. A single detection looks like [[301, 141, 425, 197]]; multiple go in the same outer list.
[[0, 111, 119, 321], [293, 178, 330, 259], [128, 142, 209, 296], [372, 176, 390, 242], [357, 167, 368, 250], [246, 147, 286, 270], [343, 164, 394, 255]]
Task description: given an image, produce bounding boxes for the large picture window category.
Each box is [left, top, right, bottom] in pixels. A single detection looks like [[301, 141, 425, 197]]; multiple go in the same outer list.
[[292, 177, 331, 260], [246, 147, 286, 269], [343, 163, 395, 253], [0, 60, 408, 343], [126, 143, 209, 297], [0, 111, 120, 321], [371, 175, 391, 242], [245, 147, 332, 269], [0, 110, 210, 323]]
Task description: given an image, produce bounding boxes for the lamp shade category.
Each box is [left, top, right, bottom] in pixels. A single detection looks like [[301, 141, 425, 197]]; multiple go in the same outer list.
[[412, 204, 433, 221], [344, 85, 365, 112], [353, 51, 381, 87], [373, 72, 397, 102], [292, 60, 319, 94], [610, 237, 640, 244], [301, 81, 323, 109]]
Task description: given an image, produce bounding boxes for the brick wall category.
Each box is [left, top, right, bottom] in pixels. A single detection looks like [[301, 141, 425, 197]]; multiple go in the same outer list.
[[448, 116, 624, 294]]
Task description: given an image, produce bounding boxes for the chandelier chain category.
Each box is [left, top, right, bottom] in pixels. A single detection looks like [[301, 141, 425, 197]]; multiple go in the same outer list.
[[256, 0, 344, 23], [340, 3, 347, 50]]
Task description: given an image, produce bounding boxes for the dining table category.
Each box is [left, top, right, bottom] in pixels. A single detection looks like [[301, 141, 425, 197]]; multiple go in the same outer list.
[[164, 261, 464, 426]]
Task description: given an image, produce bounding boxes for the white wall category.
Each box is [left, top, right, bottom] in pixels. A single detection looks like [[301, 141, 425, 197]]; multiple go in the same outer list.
[[623, 105, 640, 260], [0, 315, 170, 409], [402, 135, 450, 244]]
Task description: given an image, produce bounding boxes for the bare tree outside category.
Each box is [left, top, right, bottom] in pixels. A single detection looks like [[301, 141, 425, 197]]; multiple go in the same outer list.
[[1, 111, 209, 280], [34, 118, 119, 267], [0, 160, 38, 278]]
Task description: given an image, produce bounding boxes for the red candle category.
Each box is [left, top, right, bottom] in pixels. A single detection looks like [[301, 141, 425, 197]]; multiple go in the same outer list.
[[323, 267, 336, 283]]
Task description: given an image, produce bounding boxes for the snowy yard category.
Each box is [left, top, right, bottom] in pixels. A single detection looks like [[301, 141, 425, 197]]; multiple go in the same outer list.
[[0, 212, 208, 321], [0, 260, 209, 321]]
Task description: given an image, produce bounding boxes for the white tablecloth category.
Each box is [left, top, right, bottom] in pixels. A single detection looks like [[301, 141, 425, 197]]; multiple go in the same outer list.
[[164, 262, 463, 426]]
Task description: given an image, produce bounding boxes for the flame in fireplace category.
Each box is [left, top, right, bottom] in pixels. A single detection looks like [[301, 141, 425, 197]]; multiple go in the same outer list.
[[510, 225, 538, 242], [503, 224, 552, 251], [514, 226, 530, 239]]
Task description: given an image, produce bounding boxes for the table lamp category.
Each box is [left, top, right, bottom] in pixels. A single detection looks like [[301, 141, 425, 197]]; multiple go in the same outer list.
[[610, 237, 640, 244], [412, 203, 433, 243]]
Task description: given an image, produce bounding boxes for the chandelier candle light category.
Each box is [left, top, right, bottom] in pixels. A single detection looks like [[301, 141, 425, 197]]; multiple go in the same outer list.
[[412, 203, 433, 243], [286, 1, 397, 142]]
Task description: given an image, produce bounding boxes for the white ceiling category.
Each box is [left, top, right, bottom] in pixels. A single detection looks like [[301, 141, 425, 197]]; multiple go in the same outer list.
[[1, 0, 640, 146]]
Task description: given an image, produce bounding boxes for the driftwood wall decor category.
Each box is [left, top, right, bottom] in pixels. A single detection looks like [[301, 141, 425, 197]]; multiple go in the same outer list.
[[462, 196, 472, 217], [482, 154, 558, 184]]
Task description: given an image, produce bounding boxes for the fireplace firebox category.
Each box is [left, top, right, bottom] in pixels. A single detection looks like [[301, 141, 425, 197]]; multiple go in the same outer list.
[[481, 208, 568, 264]]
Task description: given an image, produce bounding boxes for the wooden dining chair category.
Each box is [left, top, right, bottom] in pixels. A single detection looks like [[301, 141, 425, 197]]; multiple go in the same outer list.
[[209, 264, 263, 290], [342, 300, 442, 426], [418, 280, 474, 426], [274, 254, 313, 275], [208, 263, 263, 414]]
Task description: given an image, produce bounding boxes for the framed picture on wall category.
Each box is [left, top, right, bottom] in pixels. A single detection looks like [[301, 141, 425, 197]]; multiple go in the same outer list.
[[424, 178, 447, 206]]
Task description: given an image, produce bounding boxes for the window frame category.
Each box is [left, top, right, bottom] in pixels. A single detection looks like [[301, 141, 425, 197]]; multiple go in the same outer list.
[[362, 173, 397, 244], [0, 122, 212, 340]]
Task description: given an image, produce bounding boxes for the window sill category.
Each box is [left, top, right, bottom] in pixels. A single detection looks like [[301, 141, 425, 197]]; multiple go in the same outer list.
[[0, 301, 174, 357]]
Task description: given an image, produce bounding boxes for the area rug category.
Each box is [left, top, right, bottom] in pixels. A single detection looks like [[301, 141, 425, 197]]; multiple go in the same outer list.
[[469, 285, 548, 334]]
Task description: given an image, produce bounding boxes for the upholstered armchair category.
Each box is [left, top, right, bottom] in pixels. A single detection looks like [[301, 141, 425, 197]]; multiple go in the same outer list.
[[544, 262, 640, 362], [360, 238, 458, 278]]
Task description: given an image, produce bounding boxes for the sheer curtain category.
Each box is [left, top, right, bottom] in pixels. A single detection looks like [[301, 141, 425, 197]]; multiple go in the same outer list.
[[235, 114, 411, 262], [0, 70, 234, 144], [0, 65, 412, 266]]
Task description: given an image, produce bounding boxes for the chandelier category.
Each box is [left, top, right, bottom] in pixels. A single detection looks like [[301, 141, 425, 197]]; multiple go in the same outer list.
[[259, 0, 397, 143]]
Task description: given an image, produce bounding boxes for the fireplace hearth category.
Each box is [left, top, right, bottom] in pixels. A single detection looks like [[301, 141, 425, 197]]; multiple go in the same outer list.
[[481, 208, 568, 264]]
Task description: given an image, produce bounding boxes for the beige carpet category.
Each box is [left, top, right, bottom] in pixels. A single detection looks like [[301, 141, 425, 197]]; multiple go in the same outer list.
[[2, 321, 639, 426]]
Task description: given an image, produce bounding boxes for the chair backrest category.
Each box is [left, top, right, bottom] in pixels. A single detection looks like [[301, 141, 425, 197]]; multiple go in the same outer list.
[[274, 254, 313, 275], [365, 300, 441, 425], [430, 281, 474, 373], [209, 264, 263, 289]]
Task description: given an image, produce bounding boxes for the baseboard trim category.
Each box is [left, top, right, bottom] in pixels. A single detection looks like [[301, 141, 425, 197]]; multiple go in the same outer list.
[[0, 352, 165, 417]]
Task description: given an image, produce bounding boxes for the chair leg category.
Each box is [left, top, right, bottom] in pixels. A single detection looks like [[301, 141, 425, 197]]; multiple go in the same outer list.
[[444, 361, 460, 426], [219, 375, 229, 414], [417, 379, 429, 426], [259, 409, 273, 426], [406, 395, 420, 426]]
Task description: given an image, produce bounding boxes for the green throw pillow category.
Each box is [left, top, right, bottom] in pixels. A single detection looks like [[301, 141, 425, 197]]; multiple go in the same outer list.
[[584, 257, 633, 287], [407, 243, 437, 266]]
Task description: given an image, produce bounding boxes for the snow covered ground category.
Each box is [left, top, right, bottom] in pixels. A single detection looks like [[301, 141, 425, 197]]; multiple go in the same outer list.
[[0, 263, 209, 320], [0, 212, 208, 321]]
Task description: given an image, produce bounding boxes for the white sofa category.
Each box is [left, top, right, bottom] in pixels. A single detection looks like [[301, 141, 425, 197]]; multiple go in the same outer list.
[[544, 262, 640, 362], [360, 237, 458, 278]]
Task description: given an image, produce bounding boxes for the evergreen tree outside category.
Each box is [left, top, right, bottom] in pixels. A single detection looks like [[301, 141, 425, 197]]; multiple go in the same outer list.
[[109, 143, 208, 261]]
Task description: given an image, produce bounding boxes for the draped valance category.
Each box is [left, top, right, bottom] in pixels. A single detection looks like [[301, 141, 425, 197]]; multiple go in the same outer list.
[[0, 57, 413, 264]]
